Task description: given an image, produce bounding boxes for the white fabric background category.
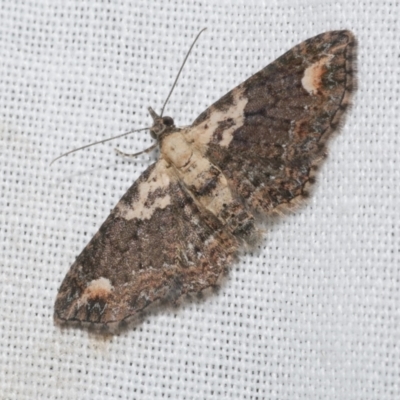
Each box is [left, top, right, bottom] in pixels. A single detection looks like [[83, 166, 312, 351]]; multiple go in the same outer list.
[[1, 1, 399, 399]]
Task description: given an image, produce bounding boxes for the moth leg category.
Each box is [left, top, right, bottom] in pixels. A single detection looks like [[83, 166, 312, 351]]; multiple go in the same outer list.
[[114, 143, 157, 159]]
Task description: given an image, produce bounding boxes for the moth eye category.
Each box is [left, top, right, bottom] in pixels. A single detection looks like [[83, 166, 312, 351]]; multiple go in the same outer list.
[[162, 116, 174, 126]]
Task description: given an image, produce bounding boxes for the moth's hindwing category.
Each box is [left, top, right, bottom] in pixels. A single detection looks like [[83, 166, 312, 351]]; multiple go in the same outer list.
[[54, 30, 356, 332]]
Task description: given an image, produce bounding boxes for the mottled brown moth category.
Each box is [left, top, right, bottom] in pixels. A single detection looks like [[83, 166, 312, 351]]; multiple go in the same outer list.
[[54, 31, 357, 333]]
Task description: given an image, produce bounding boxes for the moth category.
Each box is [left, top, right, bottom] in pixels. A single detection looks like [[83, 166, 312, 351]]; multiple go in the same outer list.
[[54, 30, 357, 333]]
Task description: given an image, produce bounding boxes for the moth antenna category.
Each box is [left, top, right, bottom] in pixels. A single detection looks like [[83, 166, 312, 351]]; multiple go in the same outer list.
[[115, 142, 158, 159], [50, 127, 150, 166], [160, 28, 207, 117], [52, 29, 206, 167]]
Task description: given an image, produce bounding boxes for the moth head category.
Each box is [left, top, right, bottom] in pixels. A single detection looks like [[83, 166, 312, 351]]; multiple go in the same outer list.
[[148, 107, 175, 139]]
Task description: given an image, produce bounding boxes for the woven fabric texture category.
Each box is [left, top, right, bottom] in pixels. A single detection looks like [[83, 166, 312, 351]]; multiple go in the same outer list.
[[1, 1, 399, 399]]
